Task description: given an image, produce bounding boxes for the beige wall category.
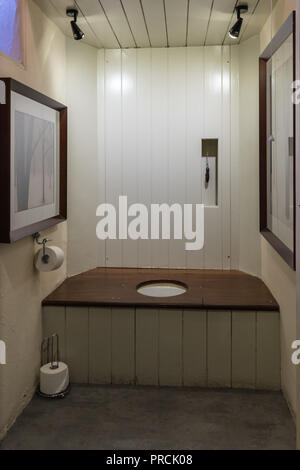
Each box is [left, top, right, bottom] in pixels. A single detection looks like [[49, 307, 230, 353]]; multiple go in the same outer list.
[[0, 0, 67, 438], [238, 35, 261, 276], [260, 0, 296, 52], [66, 38, 98, 276], [259, 0, 297, 417], [261, 239, 297, 413]]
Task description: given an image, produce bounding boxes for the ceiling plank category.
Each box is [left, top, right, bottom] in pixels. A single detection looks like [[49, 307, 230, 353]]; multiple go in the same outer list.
[[224, 0, 259, 45], [187, 0, 213, 46], [164, 0, 188, 47], [99, 0, 136, 48], [140, 0, 167, 47], [241, 0, 279, 43], [75, 0, 120, 48], [121, 0, 150, 47], [205, 0, 237, 46], [36, 0, 276, 49], [44, 0, 102, 48]]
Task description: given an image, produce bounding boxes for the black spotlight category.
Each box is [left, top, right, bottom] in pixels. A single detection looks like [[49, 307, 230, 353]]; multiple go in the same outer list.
[[229, 4, 248, 39], [66, 8, 85, 40]]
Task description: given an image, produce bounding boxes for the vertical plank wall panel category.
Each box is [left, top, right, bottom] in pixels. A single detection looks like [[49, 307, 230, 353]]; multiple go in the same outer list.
[[135, 308, 159, 385], [207, 310, 231, 387], [45, 307, 280, 390], [66, 307, 89, 383], [186, 47, 204, 269], [43, 306, 66, 362], [89, 307, 112, 384], [232, 311, 256, 389], [159, 309, 183, 386], [256, 311, 281, 390], [137, 48, 152, 267], [183, 310, 207, 386], [150, 48, 169, 267], [104, 49, 123, 266], [221, 46, 231, 269], [229, 45, 240, 269], [99, 46, 233, 270], [122, 49, 138, 267], [111, 307, 135, 384], [203, 47, 222, 138], [168, 47, 187, 268], [203, 46, 223, 269], [96, 49, 107, 267]]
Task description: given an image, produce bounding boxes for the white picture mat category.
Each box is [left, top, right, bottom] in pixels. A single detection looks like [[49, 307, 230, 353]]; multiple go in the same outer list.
[[10, 91, 60, 231], [266, 34, 294, 251]]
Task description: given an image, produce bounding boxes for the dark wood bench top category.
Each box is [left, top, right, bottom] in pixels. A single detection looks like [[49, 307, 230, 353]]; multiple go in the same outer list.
[[43, 268, 279, 311]]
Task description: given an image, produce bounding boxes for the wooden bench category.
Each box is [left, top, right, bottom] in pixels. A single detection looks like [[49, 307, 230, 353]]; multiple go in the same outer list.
[[43, 268, 280, 390]]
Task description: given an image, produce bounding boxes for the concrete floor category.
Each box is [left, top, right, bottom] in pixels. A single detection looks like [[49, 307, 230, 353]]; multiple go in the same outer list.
[[0, 385, 296, 450]]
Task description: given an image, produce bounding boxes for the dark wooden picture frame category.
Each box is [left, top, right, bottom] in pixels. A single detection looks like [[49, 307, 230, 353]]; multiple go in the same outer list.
[[0, 78, 67, 243], [259, 12, 296, 270]]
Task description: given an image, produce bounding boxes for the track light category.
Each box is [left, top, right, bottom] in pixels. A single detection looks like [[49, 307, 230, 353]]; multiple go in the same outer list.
[[229, 5, 248, 39], [66, 8, 85, 40]]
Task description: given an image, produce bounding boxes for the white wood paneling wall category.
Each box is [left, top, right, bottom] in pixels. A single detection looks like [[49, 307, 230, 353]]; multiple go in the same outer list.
[[98, 46, 235, 269]]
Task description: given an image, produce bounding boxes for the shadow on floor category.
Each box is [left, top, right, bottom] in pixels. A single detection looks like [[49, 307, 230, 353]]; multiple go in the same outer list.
[[0, 385, 296, 450]]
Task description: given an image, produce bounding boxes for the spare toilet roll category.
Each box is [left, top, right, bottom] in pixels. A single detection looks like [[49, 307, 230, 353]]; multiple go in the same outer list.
[[40, 362, 69, 396], [34, 246, 64, 272]]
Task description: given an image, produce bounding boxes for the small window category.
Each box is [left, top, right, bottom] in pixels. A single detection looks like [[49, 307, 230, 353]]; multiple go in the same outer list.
[[0, 0, 23, 63]]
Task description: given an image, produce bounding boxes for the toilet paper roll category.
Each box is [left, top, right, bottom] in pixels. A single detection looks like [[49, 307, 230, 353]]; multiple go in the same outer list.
[[34, 246, 64, 272], [40, 362, 69, 396]]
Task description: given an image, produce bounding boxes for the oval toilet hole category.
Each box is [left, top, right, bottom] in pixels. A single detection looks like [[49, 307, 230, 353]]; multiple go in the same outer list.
[[137, 281, 187, 298]]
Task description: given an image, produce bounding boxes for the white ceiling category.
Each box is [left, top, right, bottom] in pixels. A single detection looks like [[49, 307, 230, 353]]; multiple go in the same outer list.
[[35, 0, 277, 49]]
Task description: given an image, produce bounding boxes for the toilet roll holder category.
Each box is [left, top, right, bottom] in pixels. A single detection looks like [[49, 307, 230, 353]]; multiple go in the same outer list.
[[37, 334, 71, 399], [33, 232, 51, 264]]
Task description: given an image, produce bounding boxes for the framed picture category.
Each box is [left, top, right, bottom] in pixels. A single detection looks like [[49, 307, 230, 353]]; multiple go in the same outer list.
[[0, 78, 67, 243], [259, 12, 296, 270]]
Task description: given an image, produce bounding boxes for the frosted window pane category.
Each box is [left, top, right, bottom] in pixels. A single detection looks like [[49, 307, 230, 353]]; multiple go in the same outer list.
[[0, 0, 22, 63]]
